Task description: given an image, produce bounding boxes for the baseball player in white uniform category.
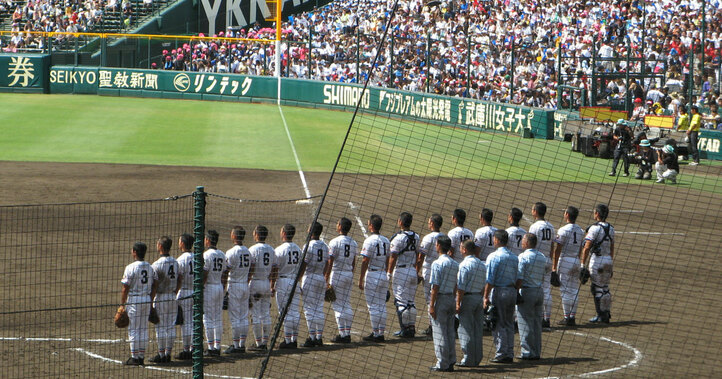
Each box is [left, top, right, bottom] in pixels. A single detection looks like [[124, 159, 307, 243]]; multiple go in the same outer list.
[[328, 217, 358, 343], [300, 222, 331, 347], [273, 224, 302, 349], [506, 208, 527, 256], [474, 208, 498, 261], [417, 214, 444, 336], [121, 242, 157, 366], [224, 226, 253, 354], [150, 236, 180, 364], [581, 204, 615, 324], [448, 209, 474, 263], [248, 225, 276, 351], [388, 212, 421, 338], [203, 230, 227, 356], [174, 233, 194, 360], [552, 206, 584, 326], [528, 202, 555, 328], [359, 214, 391, 342]]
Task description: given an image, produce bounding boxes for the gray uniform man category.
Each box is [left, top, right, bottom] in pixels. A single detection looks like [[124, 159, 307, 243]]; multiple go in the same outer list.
[[484, 230, 519, 363], [455, 240, 486, 367], [428, 235, 459, 372], [516, 233, 547, 360]]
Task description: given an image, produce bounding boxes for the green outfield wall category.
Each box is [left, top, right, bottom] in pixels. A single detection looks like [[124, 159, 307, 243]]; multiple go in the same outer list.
[[0, 54, 50, 93], [48, 66, 555, 139]]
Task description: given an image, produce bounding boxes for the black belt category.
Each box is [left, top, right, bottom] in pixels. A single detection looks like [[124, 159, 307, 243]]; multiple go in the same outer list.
[[278, 275, 292, 279], [369, 268, 382, 272], [397, 265, 407, 268], [464, 292, 482, 295], [522, 286, 540, 289]]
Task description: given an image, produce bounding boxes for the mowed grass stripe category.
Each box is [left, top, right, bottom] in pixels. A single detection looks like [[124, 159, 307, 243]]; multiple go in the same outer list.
[[1, 93, 719, 193]]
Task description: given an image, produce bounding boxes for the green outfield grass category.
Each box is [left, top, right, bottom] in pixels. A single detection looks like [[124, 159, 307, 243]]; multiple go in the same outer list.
[[0, 93, 717, 192]]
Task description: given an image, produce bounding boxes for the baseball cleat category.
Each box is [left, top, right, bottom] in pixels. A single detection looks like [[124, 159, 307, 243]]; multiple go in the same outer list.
[[279, 340, 297, 349], [123, 357, 142, 366], [689, 162, 699, 166], [542, 319, 550, 328], [315, 338, 323, 347], [655, 178, 665, 183], [362, 333, 377, 342], [423, 325, 433, 336], [302, 337, 316, 348], [164, 355, 171, 363], [331, 335, 351, 343], [490, 356, 514, 363], [148, 354, 164, 364], [589, 315, 602, 323], [174, 350, 192, 360], [608, 172, 616, 176], [224, 346, 244, 354], [248, 344, 267, 352]]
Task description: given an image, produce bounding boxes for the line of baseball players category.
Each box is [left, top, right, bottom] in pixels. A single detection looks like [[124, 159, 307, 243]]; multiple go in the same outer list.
[[118, 202, 615, 367]]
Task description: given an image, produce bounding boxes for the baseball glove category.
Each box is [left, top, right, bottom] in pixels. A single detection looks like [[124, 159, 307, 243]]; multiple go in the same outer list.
[[579, 267, 591, 285], [114, 306, 129, 328], [223, 292, 229, 310], [324, 286, 337, 302], [550, 271, 561, 287], [175, 305, 184, 325], [385, 290, 391, 303], [148, 307, 160, 324], [516, 290, 524, 305]]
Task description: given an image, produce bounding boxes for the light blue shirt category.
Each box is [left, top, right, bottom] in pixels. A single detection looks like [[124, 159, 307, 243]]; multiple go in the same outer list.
[[517, 248, 547, 288], [485, 247, 518, 287], [430, 254, 459, 294], [457, 255, 486, 293]]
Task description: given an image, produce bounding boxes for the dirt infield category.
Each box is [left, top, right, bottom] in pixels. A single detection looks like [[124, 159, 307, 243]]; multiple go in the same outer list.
[[1, 161, 720, 378]]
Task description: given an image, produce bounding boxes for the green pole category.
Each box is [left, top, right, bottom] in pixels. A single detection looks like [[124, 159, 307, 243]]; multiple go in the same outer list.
[[557, 42, 562, 106], [688, 51, 695, 109], [591, 40, 597, 106], [625, 38, 631, 115], [74, 37, 79, 66], [192, 186, 206, 379], [101, 36, 107, 67], [466, 32, 471, 98], [701, 0, 706, 94], [308, 25, 313, 79], [390, 33, 394, 87], [147, 36, 151, 69], [426, 33, 431, 93], [510, 37, 515, 102]]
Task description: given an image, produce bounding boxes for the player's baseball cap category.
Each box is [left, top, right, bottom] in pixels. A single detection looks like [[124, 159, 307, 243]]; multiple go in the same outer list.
[[639, 139, 651, 147], [663, 145, 674, 154]]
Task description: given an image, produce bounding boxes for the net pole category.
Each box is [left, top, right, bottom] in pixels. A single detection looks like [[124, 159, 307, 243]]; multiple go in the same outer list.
[[192, 186, 206, 379]]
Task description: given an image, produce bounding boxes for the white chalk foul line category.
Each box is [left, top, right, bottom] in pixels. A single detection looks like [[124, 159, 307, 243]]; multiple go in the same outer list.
[[545, 330, 643, 378], [617, 231, 685, 236], [347, 202, 369, 238], [278, 104, 312, 199], [72, 348, 253, 379], [0, 336, 124, 344]]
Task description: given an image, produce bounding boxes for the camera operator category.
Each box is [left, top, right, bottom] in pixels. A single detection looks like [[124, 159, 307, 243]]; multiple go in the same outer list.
[[609, 119, 633, 177], [630, 140, 657, 180], [655, 145, 679, 184]]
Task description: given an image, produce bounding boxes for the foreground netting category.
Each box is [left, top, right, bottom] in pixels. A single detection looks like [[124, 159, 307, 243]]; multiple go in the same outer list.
[[0, 193, 320, 378], [259, 3, 722, 379]]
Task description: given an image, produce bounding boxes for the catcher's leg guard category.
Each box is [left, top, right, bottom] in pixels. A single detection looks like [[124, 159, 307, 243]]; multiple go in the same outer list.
[[599, 286, 612, 313], [394, 298, 409, 330], [591, 284, 602, 316]]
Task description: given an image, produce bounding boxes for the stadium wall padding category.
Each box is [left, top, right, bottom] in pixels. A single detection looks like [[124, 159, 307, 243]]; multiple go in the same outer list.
[[48, 65, 556, 139], [0, 54, 50, 93]]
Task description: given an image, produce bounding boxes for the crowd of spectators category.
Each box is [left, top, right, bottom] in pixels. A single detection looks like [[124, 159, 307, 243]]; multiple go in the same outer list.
[[155, 0, 722, 111], [0, 0, 149, 51]]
